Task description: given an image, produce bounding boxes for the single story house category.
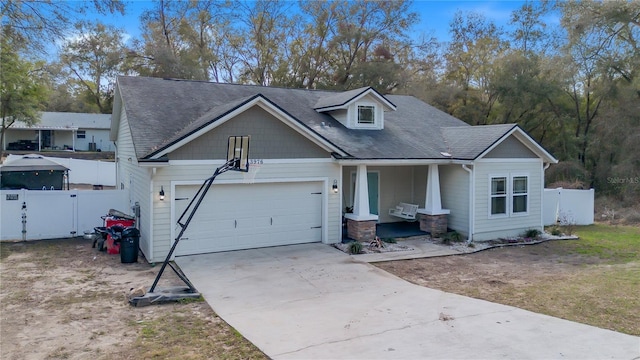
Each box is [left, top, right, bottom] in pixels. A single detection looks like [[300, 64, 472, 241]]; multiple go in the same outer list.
[[3, 112, 112, 152], [111, 76, 557, 263]]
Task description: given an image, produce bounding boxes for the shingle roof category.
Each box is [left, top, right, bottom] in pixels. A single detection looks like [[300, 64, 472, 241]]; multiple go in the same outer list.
[[115, 76, 519, 161], [442, 124, 517, 160], [11, 112, 111, 130]]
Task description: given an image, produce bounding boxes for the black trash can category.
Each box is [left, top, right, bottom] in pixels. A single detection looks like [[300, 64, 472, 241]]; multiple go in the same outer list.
[[120, 227, 140, 263]]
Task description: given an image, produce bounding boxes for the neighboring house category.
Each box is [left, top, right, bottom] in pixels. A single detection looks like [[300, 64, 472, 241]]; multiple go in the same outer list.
[[3, 112, 113, 152], [111, 76, 558, 263]]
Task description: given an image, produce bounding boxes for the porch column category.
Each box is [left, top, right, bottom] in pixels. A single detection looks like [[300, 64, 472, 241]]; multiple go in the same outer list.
[[38, 130, 42, 151], [345, 164, 378, 241], [418, 164, 450, 236]]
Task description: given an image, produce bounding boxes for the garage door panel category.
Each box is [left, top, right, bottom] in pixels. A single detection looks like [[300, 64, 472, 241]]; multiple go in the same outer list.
[[174, 181, 323, 255]]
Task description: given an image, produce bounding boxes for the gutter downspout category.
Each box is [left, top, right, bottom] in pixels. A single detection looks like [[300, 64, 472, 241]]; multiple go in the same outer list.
[[543, 163, 551, 226], [114, 142, 118, 188], [462, 164, 474, 242]]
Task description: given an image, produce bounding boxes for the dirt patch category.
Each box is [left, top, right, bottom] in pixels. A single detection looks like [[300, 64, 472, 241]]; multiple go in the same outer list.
[[0, 238, 267, 360], [376, 240, 640, 336]]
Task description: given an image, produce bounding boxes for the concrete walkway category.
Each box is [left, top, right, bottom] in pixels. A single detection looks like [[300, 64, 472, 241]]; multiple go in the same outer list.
[[176, 244, 639, 360]]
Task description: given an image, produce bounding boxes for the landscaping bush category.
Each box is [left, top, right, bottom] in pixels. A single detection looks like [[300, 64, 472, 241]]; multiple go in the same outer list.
[[442, 231, 464, 244], [523, 228, 541, 239], [348, 241, 363, 254]]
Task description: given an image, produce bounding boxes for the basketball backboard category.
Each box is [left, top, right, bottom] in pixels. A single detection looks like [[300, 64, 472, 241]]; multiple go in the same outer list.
[[227, 136, 250, 172]]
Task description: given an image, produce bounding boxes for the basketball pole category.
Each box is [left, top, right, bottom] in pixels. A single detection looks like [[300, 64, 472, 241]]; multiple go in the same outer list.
[[130, 136, 249, 307]]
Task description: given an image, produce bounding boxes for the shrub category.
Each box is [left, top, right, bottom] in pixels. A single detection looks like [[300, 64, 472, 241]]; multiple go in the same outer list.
[[523, 228, 541, 239], [381, 237, 397, 244], [348, 241, 363, 254], [442, 231, 464, 244], [548, 226, 562, 236]]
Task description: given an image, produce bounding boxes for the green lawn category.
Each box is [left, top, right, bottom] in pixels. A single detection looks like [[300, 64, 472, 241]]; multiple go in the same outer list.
[[560, 224, 640, 263]]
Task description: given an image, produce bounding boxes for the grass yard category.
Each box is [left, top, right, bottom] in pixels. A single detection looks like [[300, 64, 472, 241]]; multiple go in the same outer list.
[[377, 224, 640, 336], [0, 238, 268, 360]]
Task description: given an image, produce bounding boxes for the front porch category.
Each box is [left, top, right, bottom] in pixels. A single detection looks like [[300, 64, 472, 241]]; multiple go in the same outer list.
[[341, 163, 462, 242], [342, 221, 428, 242]]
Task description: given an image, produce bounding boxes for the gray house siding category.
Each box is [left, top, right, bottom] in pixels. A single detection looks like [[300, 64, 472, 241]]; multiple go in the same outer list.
[[484, 135, 538, 159], [440, 165, 470, 236], [473, 159, 543, 241], [169, 106, 329, 160], [114, 104, 153, 260]]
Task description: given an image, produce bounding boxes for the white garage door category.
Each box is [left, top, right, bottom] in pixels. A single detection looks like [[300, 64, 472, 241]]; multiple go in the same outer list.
[[173, 181, 323, 255]]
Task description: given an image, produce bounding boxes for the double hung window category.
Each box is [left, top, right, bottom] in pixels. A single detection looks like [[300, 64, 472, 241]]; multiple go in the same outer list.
[[489, 174, 529, 217]]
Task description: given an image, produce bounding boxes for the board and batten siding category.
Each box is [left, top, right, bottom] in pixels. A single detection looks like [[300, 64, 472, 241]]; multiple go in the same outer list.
[[473, 159, 543, 241], [150, 160, 341, 262], [440, 165, 470, 236], [115, 104, 153, 260]]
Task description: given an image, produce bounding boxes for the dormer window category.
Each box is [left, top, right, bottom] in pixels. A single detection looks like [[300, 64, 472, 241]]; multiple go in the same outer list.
[[357, 105, 375, 124], [314, 87, 396, 130]]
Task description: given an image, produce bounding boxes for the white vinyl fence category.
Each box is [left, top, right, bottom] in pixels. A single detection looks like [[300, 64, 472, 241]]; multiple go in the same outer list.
[[543, 188, 595, 226], [0, 189, 129, 241], [4, 154, 116, 186]]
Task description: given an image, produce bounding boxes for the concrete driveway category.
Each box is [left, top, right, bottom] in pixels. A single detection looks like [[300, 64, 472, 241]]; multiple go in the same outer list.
[[175, 244, 639, 359]]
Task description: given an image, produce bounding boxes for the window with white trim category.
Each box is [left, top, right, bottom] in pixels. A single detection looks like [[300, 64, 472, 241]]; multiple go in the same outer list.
[[489, 174, 529, 217], [357, 105, 375, 124], [512, 176, 528, 214], [76, 130, 86, 139], [490, 176, 507, 216]]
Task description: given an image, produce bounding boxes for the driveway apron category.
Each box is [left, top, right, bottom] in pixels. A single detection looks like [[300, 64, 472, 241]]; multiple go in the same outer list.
[[175, 243, 639, 359]]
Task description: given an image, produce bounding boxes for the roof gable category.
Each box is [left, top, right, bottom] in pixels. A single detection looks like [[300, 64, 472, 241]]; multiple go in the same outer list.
[[442, 124, 558, 162], [146, 94, 344, 159], [169, 105, 330, 160], [313, 87, 396, 112]]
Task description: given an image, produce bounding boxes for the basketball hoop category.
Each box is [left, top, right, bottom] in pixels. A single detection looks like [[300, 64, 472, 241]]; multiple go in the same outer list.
[[242, 163, 261, 184], [227, 136, 250, 172], [130, 135, 252, 307]]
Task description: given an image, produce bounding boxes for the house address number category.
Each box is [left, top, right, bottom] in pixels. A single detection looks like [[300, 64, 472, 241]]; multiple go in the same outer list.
[[6, 194, 19, 200], [249, 159, 264, 165]]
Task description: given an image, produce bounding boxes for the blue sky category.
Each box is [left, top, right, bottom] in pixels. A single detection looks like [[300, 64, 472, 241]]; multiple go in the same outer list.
[[101, 0, 529, 44]]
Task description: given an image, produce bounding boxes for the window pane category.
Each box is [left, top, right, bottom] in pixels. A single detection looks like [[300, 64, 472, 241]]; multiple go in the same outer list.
[[491, 177, 506, 195], [491, 196, 506, 215], [513, 195, 527, 213], [358, 106, 375, 124], [513, 176, 527, 193]]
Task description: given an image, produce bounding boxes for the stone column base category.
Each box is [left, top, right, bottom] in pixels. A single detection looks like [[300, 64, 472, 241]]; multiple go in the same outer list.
[[419, 214, 448, 237], [346, 218, 377, 242]]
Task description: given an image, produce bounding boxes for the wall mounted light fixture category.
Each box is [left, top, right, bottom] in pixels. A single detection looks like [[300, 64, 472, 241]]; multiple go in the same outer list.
[[332, 179, 339, 193], [159, 186, 165, 201]]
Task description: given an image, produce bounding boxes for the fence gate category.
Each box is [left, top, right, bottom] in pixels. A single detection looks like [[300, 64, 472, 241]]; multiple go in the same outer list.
[[1, 189, 129, 241], [24, 191, 78, 239]]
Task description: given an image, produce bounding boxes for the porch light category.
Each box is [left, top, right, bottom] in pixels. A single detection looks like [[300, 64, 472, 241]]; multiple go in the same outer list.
[[332, 179, 339, 193], [159, 186, 165, 201]]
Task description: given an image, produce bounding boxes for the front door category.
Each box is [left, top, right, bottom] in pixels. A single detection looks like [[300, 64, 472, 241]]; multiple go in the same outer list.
[[351, 171, 379, 215]]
